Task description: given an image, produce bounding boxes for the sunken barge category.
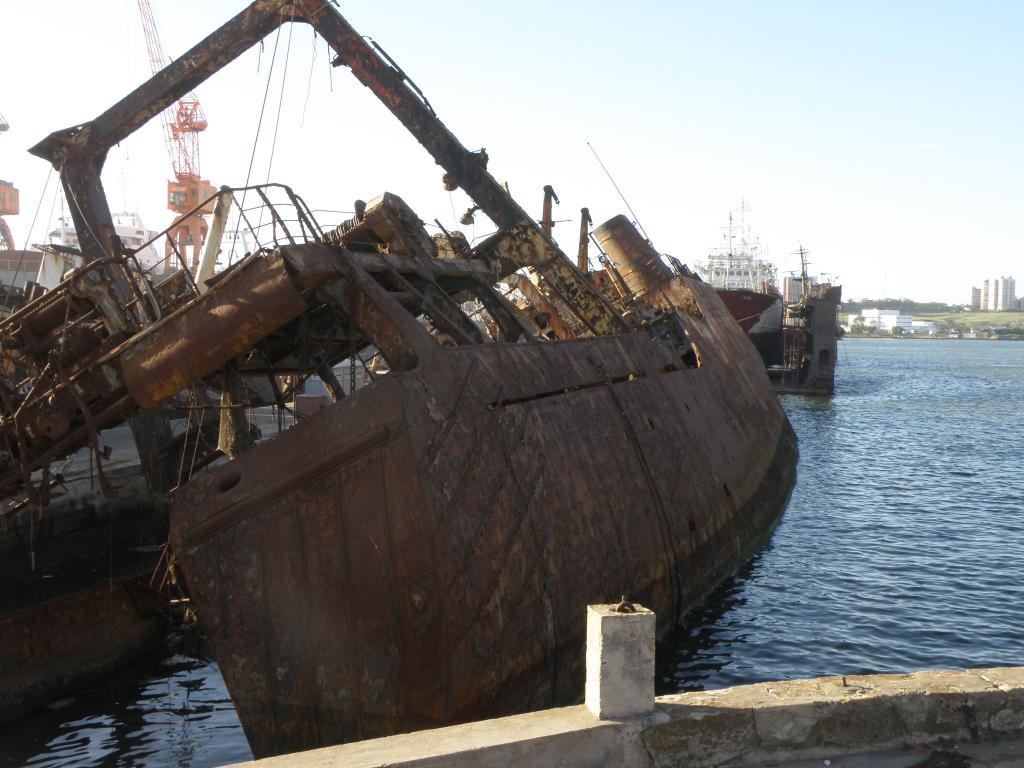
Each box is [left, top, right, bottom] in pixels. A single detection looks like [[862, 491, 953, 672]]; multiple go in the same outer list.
[[3, 0, 796, 757], [768, 280, 843, 395]]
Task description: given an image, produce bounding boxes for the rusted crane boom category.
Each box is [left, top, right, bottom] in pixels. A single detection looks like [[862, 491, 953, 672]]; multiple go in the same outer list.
[[136, 0, 208, 181], [137, 0, 216, 272], [29, 0, 627, 337]]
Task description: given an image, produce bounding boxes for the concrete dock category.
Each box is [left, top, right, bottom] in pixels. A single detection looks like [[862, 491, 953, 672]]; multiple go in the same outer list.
[[228, 606, 1024, 768]]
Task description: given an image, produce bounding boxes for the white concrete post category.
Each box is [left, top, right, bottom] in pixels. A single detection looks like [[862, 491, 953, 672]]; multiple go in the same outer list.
[[584, 602, 655, 719], [196, 191, 234, 294]]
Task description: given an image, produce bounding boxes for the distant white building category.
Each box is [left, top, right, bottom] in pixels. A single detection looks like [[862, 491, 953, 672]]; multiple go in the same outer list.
[[846, 308, 932, 334], [782, 275, 822, 303], [970, 286, 981, 311], [861, 309, 914, 333], [995, 277, 1016, 311], [979, 276, 1016, 311], [911, 320, 936, 335]]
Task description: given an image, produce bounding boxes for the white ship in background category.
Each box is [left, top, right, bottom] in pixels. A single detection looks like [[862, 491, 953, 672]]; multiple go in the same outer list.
[[694, 204, 784, 363], [694, 202, 779, 293], [37, 212, 163, 289]]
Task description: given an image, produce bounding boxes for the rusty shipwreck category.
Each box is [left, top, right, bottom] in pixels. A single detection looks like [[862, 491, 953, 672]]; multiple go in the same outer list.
[[2, 0, 797, 757], [769, 249, 843, 395]]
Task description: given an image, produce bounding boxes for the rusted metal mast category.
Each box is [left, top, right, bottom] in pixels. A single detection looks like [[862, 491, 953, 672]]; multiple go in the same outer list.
[[577, 207, 592, 273], [541, 184, 559, 237]]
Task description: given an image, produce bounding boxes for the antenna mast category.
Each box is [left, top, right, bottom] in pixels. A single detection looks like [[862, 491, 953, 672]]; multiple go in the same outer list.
[[586, 142, 651, 242], [793, 243, 810, 297]]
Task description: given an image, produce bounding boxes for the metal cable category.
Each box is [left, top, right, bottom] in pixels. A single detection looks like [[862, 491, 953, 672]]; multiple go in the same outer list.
[[301, 27, 318, 126], [264, 4, 296, 186], [253, 2, 297, 237], [228, 15, 286, 264]]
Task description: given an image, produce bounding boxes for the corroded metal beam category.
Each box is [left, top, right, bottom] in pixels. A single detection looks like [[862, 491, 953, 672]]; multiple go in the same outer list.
[[476, 225, 626, 336], [28, 0, 628, 336], [506, 273, 572, 341], [29, 2, 286, 277], [301, 3, 627, 333]]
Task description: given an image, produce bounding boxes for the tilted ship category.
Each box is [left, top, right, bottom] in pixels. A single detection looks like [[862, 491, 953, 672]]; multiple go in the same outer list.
[[1, 0, 797, 756], [695, 210, 841, 395]]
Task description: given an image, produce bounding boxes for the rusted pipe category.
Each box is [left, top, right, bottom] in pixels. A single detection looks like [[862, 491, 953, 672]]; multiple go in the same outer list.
[[541, 185, 559, 237], [593, 215, 673, 299]]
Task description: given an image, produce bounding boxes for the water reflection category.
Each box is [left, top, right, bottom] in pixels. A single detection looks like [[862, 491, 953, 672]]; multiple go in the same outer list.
[[656, 554, 762, 693], [2, 655, 251, 768]]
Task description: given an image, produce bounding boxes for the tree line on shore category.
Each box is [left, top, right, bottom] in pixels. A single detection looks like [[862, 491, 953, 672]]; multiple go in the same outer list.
[[840, 298, 961, 316]]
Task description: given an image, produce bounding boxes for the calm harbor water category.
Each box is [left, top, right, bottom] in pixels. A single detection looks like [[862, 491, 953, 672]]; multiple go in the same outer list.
[[5, 338, 1023, 766], [659, 338, 1024, 691]]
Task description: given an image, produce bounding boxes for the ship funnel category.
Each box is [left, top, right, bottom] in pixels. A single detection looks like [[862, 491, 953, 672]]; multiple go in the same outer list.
[[593, 215, 672, 298]]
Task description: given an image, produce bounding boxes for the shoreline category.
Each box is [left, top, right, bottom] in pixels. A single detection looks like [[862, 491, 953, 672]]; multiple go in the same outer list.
[[843, 333, 1024, 341]]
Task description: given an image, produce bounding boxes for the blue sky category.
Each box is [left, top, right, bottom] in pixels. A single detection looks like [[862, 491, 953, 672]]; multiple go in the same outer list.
[[2, 0, 1022, 303]]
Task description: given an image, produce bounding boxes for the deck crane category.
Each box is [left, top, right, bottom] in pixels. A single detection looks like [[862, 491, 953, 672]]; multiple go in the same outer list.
[[0, 113, 18, 251], [137, 0, 215, 273]]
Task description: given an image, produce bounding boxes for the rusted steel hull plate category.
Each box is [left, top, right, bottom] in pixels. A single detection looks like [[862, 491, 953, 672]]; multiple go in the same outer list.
[[170, 275, 798, 758]]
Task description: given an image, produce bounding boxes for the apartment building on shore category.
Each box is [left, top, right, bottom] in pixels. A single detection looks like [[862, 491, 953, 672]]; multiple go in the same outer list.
[[971, 276, 1017, 311]]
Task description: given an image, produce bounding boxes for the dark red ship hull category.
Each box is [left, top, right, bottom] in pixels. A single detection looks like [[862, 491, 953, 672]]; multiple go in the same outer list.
[[716, 289, 783, 334], [717, 289, 785, 366]]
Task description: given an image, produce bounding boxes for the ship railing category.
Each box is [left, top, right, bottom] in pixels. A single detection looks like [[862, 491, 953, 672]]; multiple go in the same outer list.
[[129, 184, 330, 308], [217, 183, 332, 258]]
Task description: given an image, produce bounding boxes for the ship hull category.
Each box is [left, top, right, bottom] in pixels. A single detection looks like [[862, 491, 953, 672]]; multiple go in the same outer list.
[[169, 276, 797, 758], [0, 485, 169, 723], [716, 289, 785, 366], [0, 577, 166, 723], [716, 289, 783, 334]]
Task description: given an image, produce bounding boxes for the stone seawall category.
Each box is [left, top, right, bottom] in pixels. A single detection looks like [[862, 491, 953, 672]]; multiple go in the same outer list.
[[647, 667, 1024, 766], [228, 607, 1024, 768], [229, 668, 1024, 768]]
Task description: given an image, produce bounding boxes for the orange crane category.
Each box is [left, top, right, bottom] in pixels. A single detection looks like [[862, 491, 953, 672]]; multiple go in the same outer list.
[[0, 113, 18, 252], [137, 0, 215, 273]]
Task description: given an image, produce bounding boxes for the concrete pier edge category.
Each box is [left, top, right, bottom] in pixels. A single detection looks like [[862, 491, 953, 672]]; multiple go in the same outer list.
[[227, 606, 1024, 768]]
